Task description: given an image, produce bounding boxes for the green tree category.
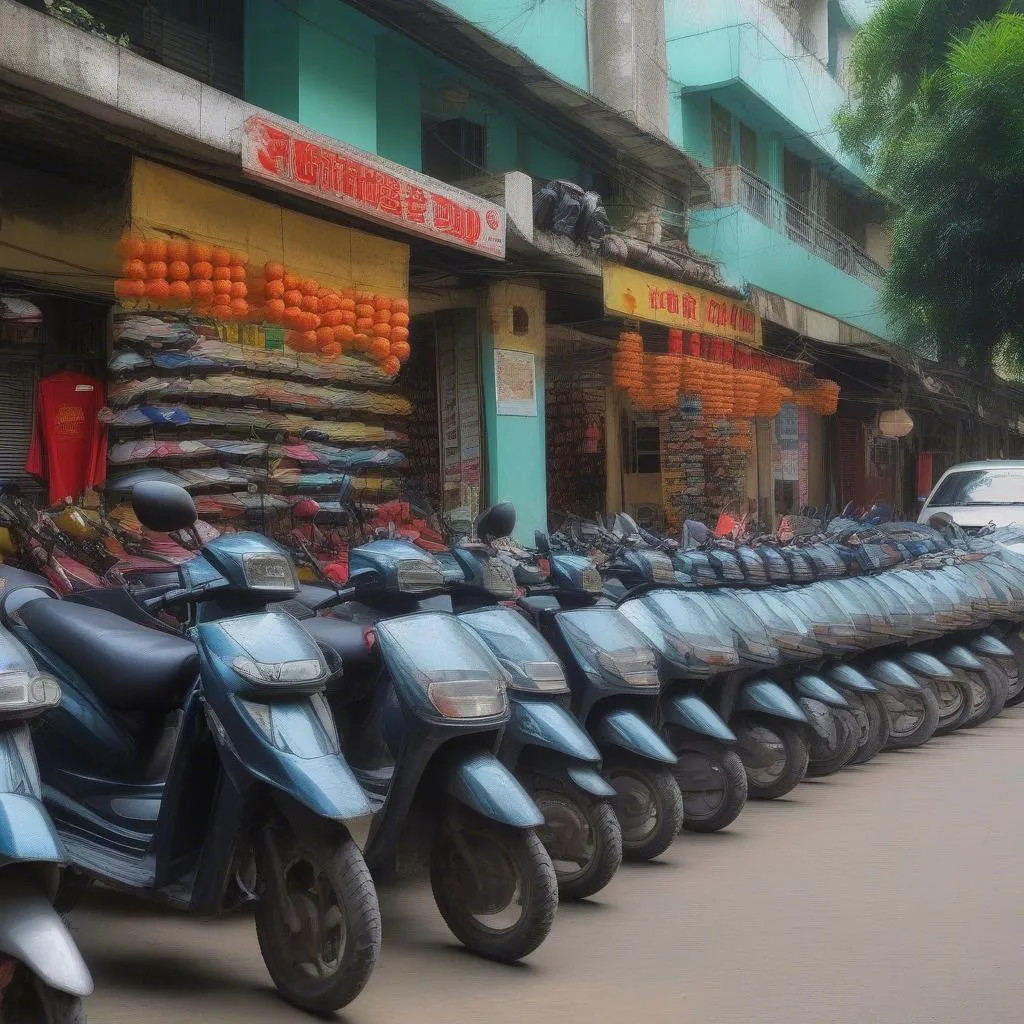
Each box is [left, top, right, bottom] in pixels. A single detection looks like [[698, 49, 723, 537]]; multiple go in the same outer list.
[[837, 2, 1024, 372]]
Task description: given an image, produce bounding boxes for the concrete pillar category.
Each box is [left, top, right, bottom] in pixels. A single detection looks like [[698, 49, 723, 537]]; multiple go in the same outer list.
[[481, 280, 548, 541], [587, 0, 668, 136]]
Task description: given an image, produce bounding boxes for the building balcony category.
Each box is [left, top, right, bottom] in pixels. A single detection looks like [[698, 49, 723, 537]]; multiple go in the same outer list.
[[689, 166, 891, 340], [666, 0, 867, 185]]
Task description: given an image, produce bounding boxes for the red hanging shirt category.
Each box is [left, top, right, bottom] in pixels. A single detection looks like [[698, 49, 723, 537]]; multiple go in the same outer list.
[[25, 371, 107, 503]]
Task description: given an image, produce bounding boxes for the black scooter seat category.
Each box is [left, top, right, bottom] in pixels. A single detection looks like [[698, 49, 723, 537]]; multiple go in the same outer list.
[[300, 615, 375, 673], [20, 600, 198, 712]]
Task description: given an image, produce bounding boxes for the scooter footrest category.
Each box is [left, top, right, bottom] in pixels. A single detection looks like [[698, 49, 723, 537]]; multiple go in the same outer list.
[[59, 831, 156, 890]]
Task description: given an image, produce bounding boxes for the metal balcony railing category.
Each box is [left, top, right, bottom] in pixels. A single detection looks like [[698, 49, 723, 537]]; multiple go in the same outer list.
[[761, 0, 821, 59], [709, 166, 885, 286]]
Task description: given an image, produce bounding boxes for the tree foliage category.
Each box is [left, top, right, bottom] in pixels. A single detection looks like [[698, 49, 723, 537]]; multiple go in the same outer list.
[[837, 2, 1024, 373]]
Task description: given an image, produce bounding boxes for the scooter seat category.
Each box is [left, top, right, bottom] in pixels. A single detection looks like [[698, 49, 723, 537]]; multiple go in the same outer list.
[[20, 600, 199, 712], [300, 615, 375, 673]]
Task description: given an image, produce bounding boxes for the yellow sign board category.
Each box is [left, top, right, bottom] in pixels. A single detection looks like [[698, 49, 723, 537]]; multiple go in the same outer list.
[[603, 264, 762, 347], [130, 158, 409, 298]]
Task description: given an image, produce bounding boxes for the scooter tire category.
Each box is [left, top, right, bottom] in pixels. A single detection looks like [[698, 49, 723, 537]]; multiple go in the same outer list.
[[881, 684, 940, 749], [957, 665, 1001, 728], [604, 761, 685, 861], [733, 715, 809, 800], [669, 734, 748, 834], [524, 771, 622, 901], [930, 672, 974, 735], [255, 832, 381, 1014], [999, 632, 1024, 706], [430, 816, 557, 961], [805, 706, 860, 778], [0, 968, 85, 1024], [846, 690, 890, 765], [971, 656, 1011, 724]]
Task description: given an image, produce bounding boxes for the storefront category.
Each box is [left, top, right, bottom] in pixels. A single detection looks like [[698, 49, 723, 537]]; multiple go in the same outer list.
[[2, 114, 509, 578], [0, 157, 121, 496], [545, 264, 839, 534]]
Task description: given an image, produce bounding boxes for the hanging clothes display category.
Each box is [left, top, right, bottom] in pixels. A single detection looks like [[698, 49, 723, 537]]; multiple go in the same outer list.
[[25, 370, 107, 503]]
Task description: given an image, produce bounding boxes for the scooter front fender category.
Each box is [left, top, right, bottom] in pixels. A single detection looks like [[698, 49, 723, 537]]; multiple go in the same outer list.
[[592, 708, 677, 765], [507, 699, 601, 764], [898, 650, 954, 679], [969, 634, 1014, 659], [662, 693, 736, 743], [446, 752, 544, 828], [737, 679, 808, 722], [0, 793, 64, 866], [567, 765, 617, 798], [795, 673, 849, 708], [937, 644, 984, 672], [825, 663, 878, 692], [865, 658, 921, 690], [0, 873, 93, 997], [209, 699, 372, 822]]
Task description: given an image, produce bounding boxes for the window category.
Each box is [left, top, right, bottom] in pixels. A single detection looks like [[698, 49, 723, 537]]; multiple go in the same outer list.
[[622, 411, 661, 474], [928, 469, 1024, 508], [739, 124, 758, 174], [710, 100, 732, 168], [421, 117, 486, 183]]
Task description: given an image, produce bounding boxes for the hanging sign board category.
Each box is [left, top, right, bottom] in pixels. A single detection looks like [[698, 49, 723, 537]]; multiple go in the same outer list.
[[495, 349, 537, 416], [603, 265, 762, 347], [242, 115, 506, 260]]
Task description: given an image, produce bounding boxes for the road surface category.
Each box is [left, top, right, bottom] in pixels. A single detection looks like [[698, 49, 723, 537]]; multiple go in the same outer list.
[[76, 707, 1024, 1024]]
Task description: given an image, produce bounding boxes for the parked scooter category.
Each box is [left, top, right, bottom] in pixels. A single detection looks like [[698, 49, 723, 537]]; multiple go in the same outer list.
[[504, 532, 684, 861], [4, 483, 382, 1015], [570, 515, 813, 802], [444, 503, 623, 901], [0, 604, 92, 1024], [275, 534, 560, 962]]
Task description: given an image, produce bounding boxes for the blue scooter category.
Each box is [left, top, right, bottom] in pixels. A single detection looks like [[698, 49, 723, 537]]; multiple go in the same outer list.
[[442, 503, 622, 901], [276, 535, 559, 963], [5, 483, 382, 1016], [0, 603, 92, 1024]]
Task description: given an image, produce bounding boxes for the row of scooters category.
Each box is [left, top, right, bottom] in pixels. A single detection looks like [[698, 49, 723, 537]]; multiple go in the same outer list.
[[0, 482, 1022, 1022]]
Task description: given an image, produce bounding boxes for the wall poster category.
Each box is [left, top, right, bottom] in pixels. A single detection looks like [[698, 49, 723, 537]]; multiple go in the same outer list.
[[495, 348, 537, 416]]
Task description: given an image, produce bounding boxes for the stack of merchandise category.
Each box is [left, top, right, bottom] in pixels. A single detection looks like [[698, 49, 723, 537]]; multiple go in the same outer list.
[[104, 313, 410, 526]]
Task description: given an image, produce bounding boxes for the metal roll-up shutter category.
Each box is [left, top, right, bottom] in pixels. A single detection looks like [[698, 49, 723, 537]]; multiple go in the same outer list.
[[0, 361, 39, 490]]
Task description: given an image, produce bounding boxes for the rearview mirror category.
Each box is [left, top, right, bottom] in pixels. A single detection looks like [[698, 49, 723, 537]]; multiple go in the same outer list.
[[131, 482, 197, 534], [476, 501, 516, 543], [534, 530, 551, 554]]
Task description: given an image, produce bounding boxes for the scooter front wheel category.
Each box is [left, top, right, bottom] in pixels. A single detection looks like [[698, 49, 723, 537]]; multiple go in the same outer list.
[[846, 690, 890, 764], [668, 734, 748, 833], [805, 704, 860, 778], [430, 813, 557, 961], [604, 761, 684, 860], [881, 684, 939, 749], [255, 830, 381, 1014], [930, 672, 974, 735], [0, 966, 85, 1024], [525, 772, 622, 901], [970, 656, 1011, 724], [732, 715, 809, 800]]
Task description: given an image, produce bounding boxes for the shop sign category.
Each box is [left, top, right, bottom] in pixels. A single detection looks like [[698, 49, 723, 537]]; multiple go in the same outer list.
[[603, 265, 761, 347], [242, 115, 506, 260]]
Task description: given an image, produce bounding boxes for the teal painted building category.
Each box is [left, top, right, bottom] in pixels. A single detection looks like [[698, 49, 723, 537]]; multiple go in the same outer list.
[[664, 0, 891, 341]]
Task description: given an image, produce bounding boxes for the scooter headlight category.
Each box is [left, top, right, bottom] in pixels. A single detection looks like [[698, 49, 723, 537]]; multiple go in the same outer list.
[[231, 656, 326, 685], [667, 634, 738, 668], [396, 558, 445, 594], [482, 558, 517, 599], [597, 648, 660, 689], [501, 659, 569, 694], [427, 676, 508, 719], [242, 552, 298, 592], [0, 670, 61, 716]]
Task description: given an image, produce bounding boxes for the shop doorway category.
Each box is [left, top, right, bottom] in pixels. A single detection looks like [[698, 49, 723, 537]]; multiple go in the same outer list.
[[405, 309, 483, 528]]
